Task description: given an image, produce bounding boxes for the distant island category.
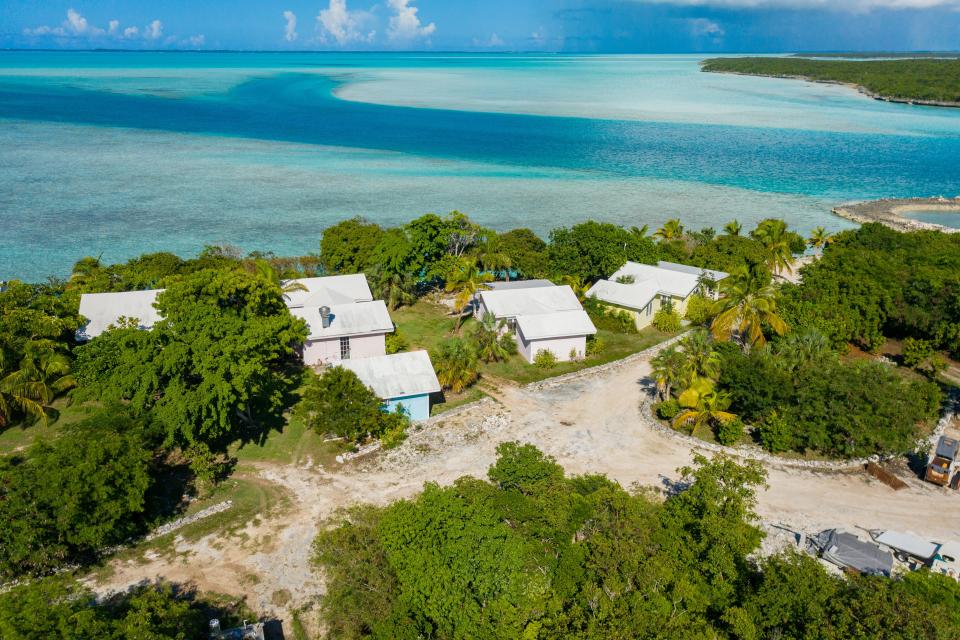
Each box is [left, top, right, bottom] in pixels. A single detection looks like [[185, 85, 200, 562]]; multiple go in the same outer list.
[[701, 57, 960, 107]]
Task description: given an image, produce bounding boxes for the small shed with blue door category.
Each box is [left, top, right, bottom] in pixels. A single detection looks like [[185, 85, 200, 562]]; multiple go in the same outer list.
[[342, 350, 441, 421]]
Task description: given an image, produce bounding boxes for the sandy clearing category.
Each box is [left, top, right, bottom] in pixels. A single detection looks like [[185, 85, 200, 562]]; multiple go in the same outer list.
[[93, 346, 960, 626]]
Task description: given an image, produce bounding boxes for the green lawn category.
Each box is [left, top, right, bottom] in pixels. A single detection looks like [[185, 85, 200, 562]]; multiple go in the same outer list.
[[0, 398, 98, 455], [230, 414, 348, 468], [392, 299, 675, 387]]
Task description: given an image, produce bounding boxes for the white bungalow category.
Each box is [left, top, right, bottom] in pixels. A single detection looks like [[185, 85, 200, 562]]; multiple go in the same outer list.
[[282, 273, 373, 309], [341, 350, 441, 421], [76, 289, 164, 341], [290, 300, 394, 366], [586, 261, 728, 331], [476, 284, 596, 363]]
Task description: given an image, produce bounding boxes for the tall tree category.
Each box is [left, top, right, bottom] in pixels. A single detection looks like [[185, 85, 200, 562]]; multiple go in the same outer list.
[[0, 341, 75, 427], [723, 219, 743, 236], [650, 345, 687, 401], [654, 219, 685, 241], [444, 258, 493, 333], [320, 217, 385, 274], [807, 226, 834, 255], [711, 265, 788, 349], [751, 219, 795, 277], [432, 339, 480, 393]]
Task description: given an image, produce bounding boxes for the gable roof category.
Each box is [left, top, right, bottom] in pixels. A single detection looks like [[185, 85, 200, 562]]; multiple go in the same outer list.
[[291, 300, 393, 340], [77, 289, 163, 341], [610, 261, 702, 299], [341, 350, 441, 400], [478, 285, 582, 318], [657, 261, 729, 284], [282, 274, 373, 309], [487, 279, 556, 292], [516, 310, 597, 341], [586, 279, 660, 311]]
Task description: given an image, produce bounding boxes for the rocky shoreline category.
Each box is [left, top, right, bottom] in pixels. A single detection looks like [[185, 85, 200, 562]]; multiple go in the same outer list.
[[832, 197, 960, 233]]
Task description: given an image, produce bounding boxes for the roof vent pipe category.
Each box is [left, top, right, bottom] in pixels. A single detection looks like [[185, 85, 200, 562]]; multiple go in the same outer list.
[[320, 306, 332, 329]]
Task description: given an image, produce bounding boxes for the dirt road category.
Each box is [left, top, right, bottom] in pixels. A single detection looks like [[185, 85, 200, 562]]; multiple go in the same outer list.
[[94, 348, 960, 625]]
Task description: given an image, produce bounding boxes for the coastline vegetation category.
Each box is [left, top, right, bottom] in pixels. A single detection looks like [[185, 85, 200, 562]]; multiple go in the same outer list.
[[701, 57, 960, 105], [2, 210, 959, 634]]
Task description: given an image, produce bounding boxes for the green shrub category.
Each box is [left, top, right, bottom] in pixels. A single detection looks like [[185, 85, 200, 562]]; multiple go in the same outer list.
[[534, 350, 557, 369], [385, 330, 408, 354], [586, 336, 605, 357], [758, 411, 794, 454], [584, 298, 639, 334], [379, 411, 410, 450], [498, 332, 518, 356], [653, 307, 682, 333], [656, 399, 681, 420], [684, 295, 714, 326], [715, 417, 745, 446]]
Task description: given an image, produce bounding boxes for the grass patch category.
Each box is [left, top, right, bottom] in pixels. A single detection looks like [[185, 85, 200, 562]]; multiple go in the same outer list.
[[0, 398, 98, 455], [431, 388, 487, 416], [230, 415, 347, 468], [393, 299, 673, 387]]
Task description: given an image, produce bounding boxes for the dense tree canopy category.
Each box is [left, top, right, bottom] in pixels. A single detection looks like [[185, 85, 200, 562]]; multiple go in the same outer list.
[[548, 221, 660, 281], [0, 411, 154, 579], [75, 269, 307, 447], [314, 444, 960, 639]]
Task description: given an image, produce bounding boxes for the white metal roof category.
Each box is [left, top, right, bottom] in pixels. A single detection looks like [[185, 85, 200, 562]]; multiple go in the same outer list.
[[292, 300, 393, 339], [874, 530, 939, 560], [586, 279, 660, 311], [657, 261, 729, 284], [487, 279, 556, 292], [282, 274, 373, 309], [341, 350, 441, 399], [77, 289, 163, 341], [479, 285, 582, 318], [610, 261, 702, 299], [515, 309, 597, 341]]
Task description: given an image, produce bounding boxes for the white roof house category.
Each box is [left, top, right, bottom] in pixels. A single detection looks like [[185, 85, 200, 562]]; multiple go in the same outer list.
[[515, 310, 597, 341], [478, 285, 583, 319], [291, 300, 393, 340], [341, 350, 441, 400], [585, 279, 661, 312], [77, 289, 164, 341], [282, 274, 373, 309], [486, 279, 556, 292], [657, 261, 728, 284], [609, 262, 704, 299]]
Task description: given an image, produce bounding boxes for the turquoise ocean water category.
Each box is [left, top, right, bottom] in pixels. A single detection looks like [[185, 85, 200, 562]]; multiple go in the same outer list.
[[2, 52, 960, 281]]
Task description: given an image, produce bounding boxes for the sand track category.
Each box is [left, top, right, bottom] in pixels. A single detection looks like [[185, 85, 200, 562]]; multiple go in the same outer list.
[[94, 346, 960, 626]]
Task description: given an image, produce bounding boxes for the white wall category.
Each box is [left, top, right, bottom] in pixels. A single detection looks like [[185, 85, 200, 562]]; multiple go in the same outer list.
[[517, 329, 587, 364], [302, 333, 387, 366]]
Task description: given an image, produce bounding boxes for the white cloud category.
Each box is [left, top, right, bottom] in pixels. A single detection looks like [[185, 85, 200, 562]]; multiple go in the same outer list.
[[145, 19, 163, 40], [387, 0, 436, 41], [317, 0, 375, 45], [629, 0, 960, 9], [689, 17, 725, 39], [473, 32, 506, 47], [186, 34, 206, 47], [23, 25, 66, 36], [66, 8, 96, 35], [108, 19, 120, 35], [283, 10, 298, 42], [24, 8, 104, 38], [123, 26, 139, 38]]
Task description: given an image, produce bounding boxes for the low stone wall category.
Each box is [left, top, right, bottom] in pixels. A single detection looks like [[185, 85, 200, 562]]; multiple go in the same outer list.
[[145, 500, 234, 541]]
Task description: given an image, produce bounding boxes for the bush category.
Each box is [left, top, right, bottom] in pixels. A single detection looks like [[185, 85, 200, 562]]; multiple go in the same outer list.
[[298, 368, 385, 442], [684, 295, 714, 326], [715, 417, 745, 446], [758, 411, 794, 454], [653, 308, 682, 333], [499, 332, 518, 356], [385, 331, 408, 354], [656, 398, 681, 420], [432, 339, 480, 393], [583, 298, 638, 334], [379, 411, 410, 450], [586, 336, 605, 356], [534, 350, 557, 369]]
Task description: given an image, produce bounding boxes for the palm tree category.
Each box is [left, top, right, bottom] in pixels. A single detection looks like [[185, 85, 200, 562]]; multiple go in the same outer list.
[[775, 329, 833, 372], [650, 346, 687, 401], [654, 219, 685, 241], [561, 275, 590, 302], [723, 220, 743, 237], [710, 265, 788, 350], [673, 390, 736, 435], [255, 259, 308, 302], [478, 237, 513, 282], [472, 313, 511, 363], [445, 258, 494, 333], [807, 227, 834, 255], [0, 343, 75, 427], [752, 219, 795, 277], [679, 329, 721, 386], [432, 339, 480, 393], [371, 269, 416, 310]]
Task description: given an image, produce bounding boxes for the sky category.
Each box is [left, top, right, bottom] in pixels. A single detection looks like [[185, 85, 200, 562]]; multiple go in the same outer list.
[[1, 0, 959, 53]]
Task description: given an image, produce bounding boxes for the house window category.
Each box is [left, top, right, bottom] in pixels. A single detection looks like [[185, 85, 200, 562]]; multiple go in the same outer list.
[[645, 302, 652, 317], [339, 337, 351, 360]]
